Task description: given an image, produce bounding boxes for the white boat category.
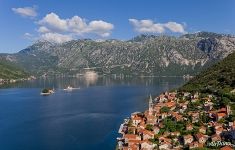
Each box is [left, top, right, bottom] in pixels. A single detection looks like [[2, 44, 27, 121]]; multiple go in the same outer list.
[[63, 86, 80, 91], [64, 85, 73, 91]]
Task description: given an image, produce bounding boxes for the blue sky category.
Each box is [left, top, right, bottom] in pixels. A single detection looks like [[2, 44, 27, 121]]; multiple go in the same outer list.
[[0, 0, 235, 53]]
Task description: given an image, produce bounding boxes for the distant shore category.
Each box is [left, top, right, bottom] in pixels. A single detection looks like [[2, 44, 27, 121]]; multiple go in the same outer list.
[[0, 76, 36, 85]]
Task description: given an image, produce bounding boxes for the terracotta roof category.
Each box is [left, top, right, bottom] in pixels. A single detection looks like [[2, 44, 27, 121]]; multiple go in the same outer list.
[[192, 112, 199, 116], [140, 129, 154, 136], [175, 114, 183, 120], [214, 122, 223, 128], [153, 125, 159, 129], [216, 127, 224, 132], [199, 126, 207, 130], [160, 141, 172, 146], [166, 101, 176, 108], [219, 108, 227, 112], [132, 116, 142, 121], [155, 103, 165, 108], [128, 144, 139, 150], [186, 124, 193, 130], [124, 134, 138, 139], [189, 141, 203, 148], [167, 95, 175, 100], [141, 140, 152, 144], [187, 123, 193, 127], [199, 143, 204, 147], [139, 121, 146, 127], [128, 139, 141, 144], [211, 134, 221, 141], [184, 134, 193, 140], [220, 146, 233, 150], [146, 115, 155, 120], [217, 113, 227, 117], [159, 137, 172, 143], [195, 133, 206, 140]]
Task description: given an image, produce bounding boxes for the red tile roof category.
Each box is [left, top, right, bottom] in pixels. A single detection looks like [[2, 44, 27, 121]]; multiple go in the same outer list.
[[219, 108, 227, 112], [166, 101, 176, 108], [217, 113, 226, 117], [124, 134, 138, 139], [132, 116, 142, 121], [220, 146, 233, 150], [139, 129, 154, 136], [195, 133, 206, 140], [184, 134, 193, 140]]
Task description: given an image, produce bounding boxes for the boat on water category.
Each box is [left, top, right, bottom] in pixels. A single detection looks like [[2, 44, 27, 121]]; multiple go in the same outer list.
[[40, 88, 55, 96], [64, 85, 73, 91], [63, 85, 80, 91]]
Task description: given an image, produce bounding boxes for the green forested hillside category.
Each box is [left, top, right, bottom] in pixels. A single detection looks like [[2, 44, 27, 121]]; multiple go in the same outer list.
[[0, 60, 29, 79], [180, 52, 235, 93]]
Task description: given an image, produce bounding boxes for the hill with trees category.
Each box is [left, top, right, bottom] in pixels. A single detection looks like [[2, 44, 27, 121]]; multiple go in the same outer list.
[[180, 52, 235, 94], [0, 59, 29, 80]]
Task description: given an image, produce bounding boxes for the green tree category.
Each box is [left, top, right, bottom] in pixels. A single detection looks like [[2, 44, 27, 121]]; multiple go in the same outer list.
[[42, 88, 49, 93], [160, 106, 170, 113], [221, 97, 230, 106], [145, 124, 153, 131], [200, 112, 209, 123], [163, 118, 176, 132]]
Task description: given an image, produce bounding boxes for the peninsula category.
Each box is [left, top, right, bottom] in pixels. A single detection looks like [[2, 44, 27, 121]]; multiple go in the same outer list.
[[117, 53, 235, 150]]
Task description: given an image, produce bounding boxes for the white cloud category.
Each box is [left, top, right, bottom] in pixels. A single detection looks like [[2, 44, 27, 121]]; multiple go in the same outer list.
[[24, 32, 33, 37], [67, 16, 88, 34], [129, 19, 186, 34], [23, 32, 34, 40], [87, 20, 114, 37], [12, 6, 37, 18], [164, 22, 185, 33], [38, 13, 67, 32], [41, 33, 73, 43], [38, 12, 114, 39], [129, 19, 165, 33], [38, 26, 50, 33]]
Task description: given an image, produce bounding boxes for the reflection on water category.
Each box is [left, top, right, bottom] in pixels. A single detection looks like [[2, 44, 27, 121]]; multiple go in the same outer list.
[[0, 76, 187, 89], [84, 71, 98, 86]]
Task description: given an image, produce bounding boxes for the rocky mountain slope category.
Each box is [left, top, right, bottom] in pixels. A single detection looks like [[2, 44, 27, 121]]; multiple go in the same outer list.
[[3, 32, 235, 76]]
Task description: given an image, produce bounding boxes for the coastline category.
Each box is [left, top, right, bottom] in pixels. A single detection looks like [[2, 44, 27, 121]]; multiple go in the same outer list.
[[0, 76, 36, 86]]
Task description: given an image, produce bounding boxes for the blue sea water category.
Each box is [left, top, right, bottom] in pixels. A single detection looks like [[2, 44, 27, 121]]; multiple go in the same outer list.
[[0, 77, 185, 150]]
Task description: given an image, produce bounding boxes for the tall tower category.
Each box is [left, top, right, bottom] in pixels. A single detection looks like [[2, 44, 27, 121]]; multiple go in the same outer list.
[[149, 95, 154, 115], [226, 105, 231, 115]]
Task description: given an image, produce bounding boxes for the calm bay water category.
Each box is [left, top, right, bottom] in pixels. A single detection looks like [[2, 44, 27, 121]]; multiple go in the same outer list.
[[0, 77, 185, 150]]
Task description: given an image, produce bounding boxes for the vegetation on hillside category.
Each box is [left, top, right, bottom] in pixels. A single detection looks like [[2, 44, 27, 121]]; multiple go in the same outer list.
[[180, 52, 235, 93], [0, 59, 29, 79]]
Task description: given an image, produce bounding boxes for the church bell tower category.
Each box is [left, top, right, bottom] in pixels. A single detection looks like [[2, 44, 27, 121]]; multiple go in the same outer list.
[[149, 95, 154, 115]]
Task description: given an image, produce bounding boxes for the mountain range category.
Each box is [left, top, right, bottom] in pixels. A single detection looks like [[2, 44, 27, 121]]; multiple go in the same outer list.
[[1, 31, 235, 76]]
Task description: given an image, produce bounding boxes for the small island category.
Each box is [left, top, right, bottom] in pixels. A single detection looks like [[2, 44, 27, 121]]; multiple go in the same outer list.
[[40, 88, 55, 96]]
